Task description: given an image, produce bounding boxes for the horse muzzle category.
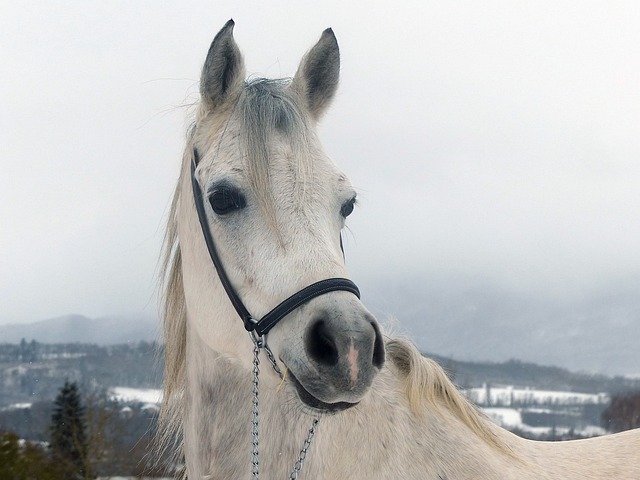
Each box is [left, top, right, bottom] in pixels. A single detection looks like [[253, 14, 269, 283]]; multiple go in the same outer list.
[[281, 299, 385, 411]]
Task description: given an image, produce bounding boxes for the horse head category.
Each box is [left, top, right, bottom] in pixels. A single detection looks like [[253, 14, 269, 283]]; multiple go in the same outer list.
[[178, 20, 384, 412]]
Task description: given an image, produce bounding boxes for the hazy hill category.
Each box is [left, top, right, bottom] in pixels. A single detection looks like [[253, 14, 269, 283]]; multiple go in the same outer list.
[[361, 275, 640, 377], [0, 314, 158, 345], [2, 293, 639, 378], [431, 354, 640, 395]]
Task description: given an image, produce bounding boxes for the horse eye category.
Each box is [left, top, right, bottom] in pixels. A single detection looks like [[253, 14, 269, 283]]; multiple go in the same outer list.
[[208, 186, 246, 215], [340, 196, 356, 218]]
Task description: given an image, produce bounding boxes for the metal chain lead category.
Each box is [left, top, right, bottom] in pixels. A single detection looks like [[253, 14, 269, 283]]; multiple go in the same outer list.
[[251, 339, 261, 480], [250, 333, 320, 480], [289, 418, 319, 479]]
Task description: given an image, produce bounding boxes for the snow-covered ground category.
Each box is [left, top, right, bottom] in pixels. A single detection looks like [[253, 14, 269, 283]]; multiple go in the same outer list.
[[466, 385, 609, 406], [1, 402, 32, 411], [110, 386, 162, 404], [463, 385, 611, 439], [483, 407, 522, 428], [481, 407, 607, 438]]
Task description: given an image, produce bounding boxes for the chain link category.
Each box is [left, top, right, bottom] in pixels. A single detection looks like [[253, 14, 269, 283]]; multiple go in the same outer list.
[[263, 341, 284, 379], [250, 333, 320, 480], [289, 418, 319, 479]]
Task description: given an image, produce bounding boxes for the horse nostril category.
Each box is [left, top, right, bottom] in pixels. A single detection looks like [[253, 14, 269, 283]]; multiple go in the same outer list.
[[306, 320, 339, 367], [371, 320, 385, 369]]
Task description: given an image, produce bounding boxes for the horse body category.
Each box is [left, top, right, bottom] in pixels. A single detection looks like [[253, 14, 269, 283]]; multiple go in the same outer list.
[[160, 20, 640, 479]]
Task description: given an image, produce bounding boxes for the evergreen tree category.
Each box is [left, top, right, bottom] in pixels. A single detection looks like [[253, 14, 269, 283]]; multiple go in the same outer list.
[[50, 380, 91, 479]]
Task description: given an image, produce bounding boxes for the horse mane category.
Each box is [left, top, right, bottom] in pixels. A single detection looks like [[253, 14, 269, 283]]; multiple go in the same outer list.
[[156, 137, 191, 474], [386, 338, 514, 456]]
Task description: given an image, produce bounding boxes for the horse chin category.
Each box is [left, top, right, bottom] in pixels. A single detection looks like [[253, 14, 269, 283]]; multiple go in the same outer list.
[[288, 372, 358, 414]]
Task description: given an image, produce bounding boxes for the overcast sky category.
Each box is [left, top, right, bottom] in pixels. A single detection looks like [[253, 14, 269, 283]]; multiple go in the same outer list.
[[2, 2, 639, 335]]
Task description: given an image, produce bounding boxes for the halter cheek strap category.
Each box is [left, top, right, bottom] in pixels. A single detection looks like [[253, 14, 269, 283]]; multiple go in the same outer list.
[[191, 148, 360, 337]]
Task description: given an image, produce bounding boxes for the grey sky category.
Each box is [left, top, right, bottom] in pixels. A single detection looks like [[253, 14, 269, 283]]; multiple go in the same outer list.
[[1, 0, 639, 349]]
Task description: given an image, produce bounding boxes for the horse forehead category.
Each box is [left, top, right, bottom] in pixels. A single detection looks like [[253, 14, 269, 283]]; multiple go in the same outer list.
[[198, 121, 350, 204], [251, 135, 346, 190], [274, 141, 341, 181]]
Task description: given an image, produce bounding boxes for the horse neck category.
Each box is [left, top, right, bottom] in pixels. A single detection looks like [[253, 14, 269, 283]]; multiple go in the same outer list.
[[314, 366, 527, 480], [183, 327, 324, 478], [181, 323, 525, 479]]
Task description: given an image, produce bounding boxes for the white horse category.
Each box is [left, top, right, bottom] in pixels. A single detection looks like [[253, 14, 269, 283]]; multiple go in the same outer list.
[[159, 20, 640, 479]]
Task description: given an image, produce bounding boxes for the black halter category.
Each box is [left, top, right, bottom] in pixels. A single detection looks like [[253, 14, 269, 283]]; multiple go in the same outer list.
[[191, 148, 360, 337]]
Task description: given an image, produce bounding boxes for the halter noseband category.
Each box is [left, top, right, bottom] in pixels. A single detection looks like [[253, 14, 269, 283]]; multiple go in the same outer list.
[[190, 148, 360, 338]]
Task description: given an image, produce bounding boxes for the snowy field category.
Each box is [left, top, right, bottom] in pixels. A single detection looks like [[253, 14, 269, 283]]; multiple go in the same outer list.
[[1, 402, 32, 411], [2, 388, 162, 411], [463, 385, 611, 438], [109, 386, 162, 404], [465, 385, 609, 406], [110, 385, 609, 409], [481, 407, 607, 438]]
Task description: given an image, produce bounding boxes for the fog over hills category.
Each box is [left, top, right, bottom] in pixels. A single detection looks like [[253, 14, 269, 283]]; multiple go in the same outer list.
[[2, 281, 638, 379], [361, 275, 640, 377], [0, 314, 158, 345]]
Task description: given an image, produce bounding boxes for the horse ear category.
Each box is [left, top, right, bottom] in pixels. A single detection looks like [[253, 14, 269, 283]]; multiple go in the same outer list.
[[291, 28, 340, 120], [200, 19, 245, 111]]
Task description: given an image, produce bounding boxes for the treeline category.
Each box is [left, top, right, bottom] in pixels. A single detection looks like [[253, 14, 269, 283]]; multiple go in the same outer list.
[[0, 380, 175, 479], [0, 341, 162, 407], [0, 339, 162, 364], [602, 392, 640, 432], [432, 354, 640, 395], [3, 340, 638, 404]]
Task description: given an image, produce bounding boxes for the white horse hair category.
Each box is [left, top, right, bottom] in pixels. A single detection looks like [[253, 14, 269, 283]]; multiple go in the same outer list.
[[159, 20, 640, 479]]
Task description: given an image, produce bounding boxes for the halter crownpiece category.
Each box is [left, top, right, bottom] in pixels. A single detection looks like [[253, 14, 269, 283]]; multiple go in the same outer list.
[[191, 148, 361, 337]]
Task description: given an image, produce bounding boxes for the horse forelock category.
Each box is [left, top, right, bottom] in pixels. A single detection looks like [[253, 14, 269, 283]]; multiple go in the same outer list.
[[197, 78, 314, 234], [241, 78, 314, 229], [386, 338, 516, 458]]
